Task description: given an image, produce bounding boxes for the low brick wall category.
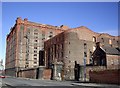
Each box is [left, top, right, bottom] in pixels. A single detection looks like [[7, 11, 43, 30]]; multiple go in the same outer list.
[[89, 69, 120, 85], [18, 68, 51, 80], [19, 68, 37, 79], [43, 69, 51, 80]]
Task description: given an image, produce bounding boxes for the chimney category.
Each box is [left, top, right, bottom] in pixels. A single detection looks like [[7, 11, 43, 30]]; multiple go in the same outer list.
[[60, 25, 69, 30], [24, 18, 28, 21], [96, 42, 100, 48], [24, 18, 28, 25], [16, 17, 22, 24]]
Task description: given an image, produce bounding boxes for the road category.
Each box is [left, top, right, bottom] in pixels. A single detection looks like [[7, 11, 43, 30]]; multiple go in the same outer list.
[[1, 77, 75, 88], [1, 77, 120, 88]]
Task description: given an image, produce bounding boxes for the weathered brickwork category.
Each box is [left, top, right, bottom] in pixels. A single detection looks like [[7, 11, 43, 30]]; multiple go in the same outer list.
[[106, 55, 120, 69], [89, 69, 120, 84], [44, 26, 119, 80], [43, 69, 51, 80], [5, 17, 66, 76], [5, 17, 119, 81]]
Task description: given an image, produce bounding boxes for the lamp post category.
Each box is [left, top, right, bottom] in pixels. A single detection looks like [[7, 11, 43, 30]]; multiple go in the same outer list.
[[83, 57, 86, 82], [0, 59, 4, 75]]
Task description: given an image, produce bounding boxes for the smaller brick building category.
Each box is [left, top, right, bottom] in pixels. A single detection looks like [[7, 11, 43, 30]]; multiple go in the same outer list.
[[44, 26, 119, 80], [44, 27, 92, 80], [92, 42, 120, 69]]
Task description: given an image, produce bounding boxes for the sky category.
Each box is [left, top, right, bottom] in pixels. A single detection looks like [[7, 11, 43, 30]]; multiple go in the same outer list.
[[1, 2, 119, 66], [1, 0, 120, 2]]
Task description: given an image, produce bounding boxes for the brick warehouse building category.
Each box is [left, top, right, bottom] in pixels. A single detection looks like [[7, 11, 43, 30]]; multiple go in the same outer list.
[[5, 17, 68, 76], [44, 26, 119, 80], [5, 17, 119, 81]]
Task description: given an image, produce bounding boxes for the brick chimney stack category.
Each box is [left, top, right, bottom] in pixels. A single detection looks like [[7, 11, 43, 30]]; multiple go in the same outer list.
[[60, 25, 69, 30], [16, 17, 22, 24], [24, 18, 28, 21], [96, 42, 100, 48]]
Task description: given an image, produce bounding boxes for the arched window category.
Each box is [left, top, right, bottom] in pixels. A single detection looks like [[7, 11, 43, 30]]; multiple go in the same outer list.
[[93, 46, 96, 51], [93, 36, 96, 42], [101, 38, 104, 43], [109, 39, 112, 45], [89, 51, 93, 65]]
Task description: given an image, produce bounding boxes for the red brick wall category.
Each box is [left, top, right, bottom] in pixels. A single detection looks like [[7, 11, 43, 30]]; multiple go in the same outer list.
[[19, 68, 37, 79], [24, 69, 36, 79], [43, 69, 51, 80], [89, 70, 120, 85]]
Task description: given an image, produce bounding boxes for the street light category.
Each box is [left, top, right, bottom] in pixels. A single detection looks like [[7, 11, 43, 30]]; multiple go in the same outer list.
[[0, 59, 4, 75], [83, 57, 86, 82]]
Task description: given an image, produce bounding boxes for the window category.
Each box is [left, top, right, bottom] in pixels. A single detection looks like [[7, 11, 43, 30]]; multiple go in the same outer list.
[[34, 29, 38, 32], [109, 39, 112, 44], [42, 34, 45, 39], [101, 38, 104, 42], [25, 65, 29, 68], [34, 61, 37, 64], [84, 43, 87, 49], [93, 46, 96, 51], [62, 44, 64, 49], [34, 36, 38, 38], [84, 52, 87, 57], [61, 52, 64, 57], [34, 40, 38, 42], [93, 36, 96, 42], [50, 31, 53, 34], [28, 32, 30, 34], [54, 44, 56, 57], [20, 25, 24, 30], [49, 32, 53, 37], [34, 51, 37, 53], [49, 35, 53, 38], [56, 38, 58, 42], [117, 41, 119, 45], [90, 51, 92, 58], [90, 59, 93, 64], [28, 39, 30, 43], [42, 44, 44, 47], [34, 33, 38, 35], [34, 54, 37, 56], [69, 60, 71, 63], [42, 38, 45, 40], [89, 51, 93, 64], [101, 59, 105, 66], [58, 53, 59, 58], [34, 66, 37, 68], [34, 47, 37, 49], [34, 58, 37, 60], [34, 43, 37, 46], [26, 62, 29, 64]]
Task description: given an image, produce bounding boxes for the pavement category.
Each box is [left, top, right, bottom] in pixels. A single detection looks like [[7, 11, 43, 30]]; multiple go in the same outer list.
[[72, 82, 120, 88]]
